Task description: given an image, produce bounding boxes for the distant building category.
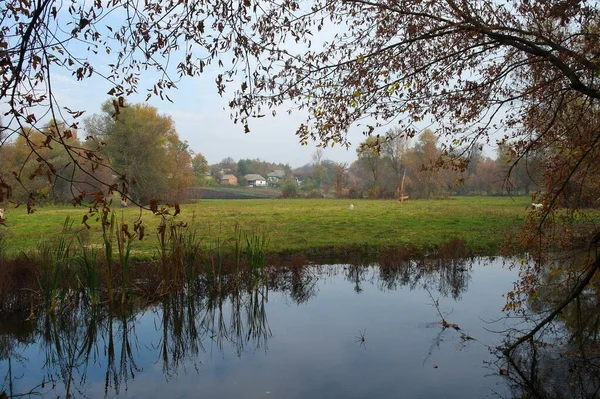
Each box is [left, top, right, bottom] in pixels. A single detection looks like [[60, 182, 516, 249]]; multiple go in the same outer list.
[[267, 170, 286, 186], [245, 174, 267, 187], [219, 174, 238, 185]]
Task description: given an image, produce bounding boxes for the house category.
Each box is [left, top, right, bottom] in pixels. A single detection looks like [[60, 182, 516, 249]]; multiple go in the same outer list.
[[267, 170, 286, 186], [245, 174, 267, 187], [219, 174, 238, 185]]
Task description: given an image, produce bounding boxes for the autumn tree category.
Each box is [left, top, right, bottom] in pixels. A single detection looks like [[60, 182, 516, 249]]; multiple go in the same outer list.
[[310, 149, 328, 189], [356, 136, 385, 196], [332, 162, 348, 198], [4, 1, 600, 201], [191, 153, 210, 185], [404, 130, 444, 199], [381, 127, 409, 199], [472, 158, 504, 195], [0, 121, 113, 205], [85, 102, 193, 203]]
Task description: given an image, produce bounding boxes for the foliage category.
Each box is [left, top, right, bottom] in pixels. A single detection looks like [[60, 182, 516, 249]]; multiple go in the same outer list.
[[191, 154, 210, 184], [85, 101, 194, 204], [280, 180, 298, 198], [356, 136, 385, 190], [331, 162, 348, 198], [0, 121, 113, 204]]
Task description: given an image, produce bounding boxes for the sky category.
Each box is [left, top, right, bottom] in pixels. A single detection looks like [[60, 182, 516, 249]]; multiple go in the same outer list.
[[5, 3, 500, 169], [49, 66, 371, 169], [50, 65, 499, 169]]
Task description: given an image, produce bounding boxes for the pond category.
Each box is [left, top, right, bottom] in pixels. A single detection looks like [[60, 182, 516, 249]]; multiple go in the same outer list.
[[0, 257, 552, 398]]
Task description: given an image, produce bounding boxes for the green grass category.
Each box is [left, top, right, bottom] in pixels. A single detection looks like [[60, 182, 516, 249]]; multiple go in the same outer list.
[[0, 196, 531, 257]]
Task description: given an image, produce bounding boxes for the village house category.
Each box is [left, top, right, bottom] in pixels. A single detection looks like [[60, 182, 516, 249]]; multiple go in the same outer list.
[[267, 170, 286, 186], [219, 174, 238, 185], [245, 174, 267, 187]]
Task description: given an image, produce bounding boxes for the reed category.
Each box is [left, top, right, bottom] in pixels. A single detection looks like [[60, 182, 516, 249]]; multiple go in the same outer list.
[[115, 213, 133, 305], [2, 217, 273, 313], [73, 237, 100, 306], [157, 219, 169, 289], [181, 226, 203, 293], [101, 211, 116, 303], [245, 230, 269, 281], [0, 228, 7, 258], [35, 217, 75, 313], [209, 237, 224, 293], [166, 221, 203, 293]]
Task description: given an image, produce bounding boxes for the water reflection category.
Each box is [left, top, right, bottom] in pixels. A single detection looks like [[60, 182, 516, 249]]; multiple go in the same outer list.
[[0, 257, 578, 398], [498, 253, 600, 399]]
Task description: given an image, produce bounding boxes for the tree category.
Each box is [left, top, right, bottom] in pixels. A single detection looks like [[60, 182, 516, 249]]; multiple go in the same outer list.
[[382, 127, 409, 199], [472, 157, 503, 195], [311, 149, 324, 166], [332, 162, 348, 198], [405, 130, 444, 199], [85, 101, 193, 203], [0, 121, 112, 205], [192, 153, 210, 184], [310, 149, 328, 189], [236, 159, 250, 179], [356, 136, 385, 195], [218, 157, 237, 172]]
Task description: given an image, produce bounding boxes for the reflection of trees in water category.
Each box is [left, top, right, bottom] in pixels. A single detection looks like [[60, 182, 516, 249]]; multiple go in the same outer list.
[[498, 254, 600, 399], [345, 264, 369, 293], [352, 258, 472, 300], [500, 340, 600, 399], [266, 266, 319, 304], [0, 260, 475, 397]]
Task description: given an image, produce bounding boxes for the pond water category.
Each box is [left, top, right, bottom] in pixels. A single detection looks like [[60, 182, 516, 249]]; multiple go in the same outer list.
[[0, 257, 520, 398]]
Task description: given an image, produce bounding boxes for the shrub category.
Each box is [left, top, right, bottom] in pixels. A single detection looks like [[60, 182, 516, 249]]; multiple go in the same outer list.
[[280, 181, 298, 198]]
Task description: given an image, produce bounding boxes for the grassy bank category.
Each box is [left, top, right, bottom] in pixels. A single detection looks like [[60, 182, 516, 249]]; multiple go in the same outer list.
[[0, 196, 530, 257], [0, 196, 530, 314]]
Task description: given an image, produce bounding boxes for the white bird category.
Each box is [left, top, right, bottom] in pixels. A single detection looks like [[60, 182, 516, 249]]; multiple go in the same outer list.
[[349, 204, 355, 210], [531, 203, 543, 210]]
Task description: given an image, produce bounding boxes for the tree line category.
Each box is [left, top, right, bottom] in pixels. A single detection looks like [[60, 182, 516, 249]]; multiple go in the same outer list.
[[0, 101, 207, 205], [1, 102, 542, 205]]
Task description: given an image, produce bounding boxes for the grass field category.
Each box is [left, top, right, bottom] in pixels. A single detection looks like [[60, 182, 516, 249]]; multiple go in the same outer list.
[[0, 196, 530, 258]]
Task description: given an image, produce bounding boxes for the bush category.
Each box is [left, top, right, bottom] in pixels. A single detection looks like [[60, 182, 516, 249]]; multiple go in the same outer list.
[[280, 181, 298, 198], [367, 186, 381, 199]]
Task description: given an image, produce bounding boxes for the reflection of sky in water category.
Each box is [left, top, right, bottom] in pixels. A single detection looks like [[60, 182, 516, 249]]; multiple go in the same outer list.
[[1, 258, 517, 398]]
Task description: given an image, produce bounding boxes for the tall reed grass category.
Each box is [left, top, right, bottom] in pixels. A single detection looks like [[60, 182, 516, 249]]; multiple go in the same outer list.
[[34, 217, 75, 313], [73, 237, 100, 306], [1, 215, 272, 315]]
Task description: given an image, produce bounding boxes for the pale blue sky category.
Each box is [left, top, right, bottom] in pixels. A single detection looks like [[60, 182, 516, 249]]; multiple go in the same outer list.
[[5, 3, 500, 168], [50, 66, 370, 168]]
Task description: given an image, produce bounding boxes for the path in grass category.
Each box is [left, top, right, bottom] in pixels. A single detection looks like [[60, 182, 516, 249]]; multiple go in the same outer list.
[[0, 196, 530, 257]]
